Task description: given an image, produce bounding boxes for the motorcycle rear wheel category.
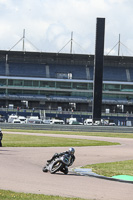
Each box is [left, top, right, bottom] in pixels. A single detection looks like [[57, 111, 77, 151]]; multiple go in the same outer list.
[[42, 166, 48, 172], [50, 161, 63, 174]]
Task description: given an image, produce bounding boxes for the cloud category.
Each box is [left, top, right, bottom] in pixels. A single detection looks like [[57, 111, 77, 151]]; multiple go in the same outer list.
[[0, 0, 133, 55]]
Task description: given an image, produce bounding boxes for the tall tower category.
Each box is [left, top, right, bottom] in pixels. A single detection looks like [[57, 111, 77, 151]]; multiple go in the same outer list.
[[92, 18, 105, 122]]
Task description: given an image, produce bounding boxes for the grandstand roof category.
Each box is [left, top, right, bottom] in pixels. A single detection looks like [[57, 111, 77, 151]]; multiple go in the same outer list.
[[0, 50, 133, 65]]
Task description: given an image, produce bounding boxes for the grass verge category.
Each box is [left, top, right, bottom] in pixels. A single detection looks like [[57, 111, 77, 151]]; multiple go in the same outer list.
[[3, 129, 133, 138], [2, 133, 119, 147], [0, 190, 87, 200], [83, 160, 133, 177]]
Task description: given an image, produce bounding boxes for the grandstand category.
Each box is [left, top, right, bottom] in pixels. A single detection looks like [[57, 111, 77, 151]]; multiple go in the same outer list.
[[0, 50, 133, 115]]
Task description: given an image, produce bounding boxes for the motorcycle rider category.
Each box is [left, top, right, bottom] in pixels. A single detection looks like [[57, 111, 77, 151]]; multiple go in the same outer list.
[[47, 147, 75, 167]]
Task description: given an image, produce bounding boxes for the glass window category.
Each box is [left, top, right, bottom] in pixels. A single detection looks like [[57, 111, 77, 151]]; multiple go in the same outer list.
[[102, 94, 133, 100], [57, 73, 68, 79], [55, 91, 71, 96], [40, 81, 55, 88], [72, 91, 92, 98], [56, 82, 71, 89], [14, 80, 23, 86], [88, 83, 93, 90], [8, 80, 13, 86], [8, 89, 22, 95], [56, 72, 72, 79], [40, 91, 56, 95], [23, 90, 38, 95], [33, 81, 39, 87], [24, 80, 32, 86], [8, 80, 23, 86], [0, 89, 6, 94], [104, 84, 120, 91], [73, 82, 87, 90], [0, 79, 6, 86], [121, 85, 133, 92]]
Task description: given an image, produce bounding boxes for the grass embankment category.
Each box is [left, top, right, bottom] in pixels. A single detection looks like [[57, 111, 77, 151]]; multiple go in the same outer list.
[[2, 133, 119, 147], [83, 160, 133, 177], [3, 128, 133, 138], [2, 127, 133, 138], [0, 190, 87, 200]]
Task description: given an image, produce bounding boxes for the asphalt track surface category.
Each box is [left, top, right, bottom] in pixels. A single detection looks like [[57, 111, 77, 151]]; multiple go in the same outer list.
[[1, 131, 133, 200]]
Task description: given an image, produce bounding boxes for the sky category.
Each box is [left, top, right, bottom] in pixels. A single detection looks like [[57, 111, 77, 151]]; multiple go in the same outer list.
[[0, 0, 133, 56]]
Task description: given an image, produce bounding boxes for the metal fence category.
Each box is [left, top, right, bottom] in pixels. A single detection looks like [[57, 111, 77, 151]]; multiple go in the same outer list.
[[1, 123, 133, 133]]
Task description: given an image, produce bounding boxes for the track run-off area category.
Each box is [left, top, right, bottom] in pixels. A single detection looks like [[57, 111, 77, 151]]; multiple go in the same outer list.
[[1, 131, 133, 200]]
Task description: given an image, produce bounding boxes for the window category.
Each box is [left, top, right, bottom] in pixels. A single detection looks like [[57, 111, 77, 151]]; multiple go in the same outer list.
[[72, 91, 92, 98], [40, 81, 55, 88], [23, 90, 38, 95], [0, 89, 6, 94], [14, 80, 23, 86], [8, 80, 23, 86], [0, 79, 6, 86], [57, 73, 68, 79], [8, 89, 22, 95], [8, 80, 13, 86], [56, 82, 71, 89], [56, 72, 72, 79], [104, 84, 120, 91], [88, 83, 93, 90], [121, 85, 133, 92], [73, 83, 87, 90], [24, 80, 32, 87], [33, 81, 39, 87]]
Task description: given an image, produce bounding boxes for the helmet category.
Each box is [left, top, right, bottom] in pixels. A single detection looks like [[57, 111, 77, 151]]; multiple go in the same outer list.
[[69, 147, 75, 155]]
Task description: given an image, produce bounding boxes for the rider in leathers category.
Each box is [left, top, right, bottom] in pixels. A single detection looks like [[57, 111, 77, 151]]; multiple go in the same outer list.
[[47, 147, 75, 173]]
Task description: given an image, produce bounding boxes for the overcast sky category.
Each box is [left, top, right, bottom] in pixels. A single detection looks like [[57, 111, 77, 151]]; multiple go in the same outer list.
[[0, 0, 133, 56]]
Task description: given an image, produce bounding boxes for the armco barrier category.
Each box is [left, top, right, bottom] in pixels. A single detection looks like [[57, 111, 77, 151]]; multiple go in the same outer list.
[[0, 123, 133, 133]]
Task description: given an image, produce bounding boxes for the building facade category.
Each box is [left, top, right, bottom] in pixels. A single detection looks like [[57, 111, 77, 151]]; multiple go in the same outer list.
[[0, 50, 133, 113]]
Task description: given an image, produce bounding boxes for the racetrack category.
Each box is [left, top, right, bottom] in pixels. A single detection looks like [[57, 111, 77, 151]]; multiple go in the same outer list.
[[0, 132, 133, 200]]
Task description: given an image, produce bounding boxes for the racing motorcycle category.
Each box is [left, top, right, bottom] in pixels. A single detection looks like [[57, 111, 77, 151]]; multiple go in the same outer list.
[[42, 153, 72, 174]]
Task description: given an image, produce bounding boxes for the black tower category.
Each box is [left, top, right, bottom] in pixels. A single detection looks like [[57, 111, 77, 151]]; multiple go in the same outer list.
[[92, 18, 105, 122]]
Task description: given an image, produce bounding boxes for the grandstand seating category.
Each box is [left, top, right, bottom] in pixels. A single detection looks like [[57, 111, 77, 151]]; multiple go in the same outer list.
[[6, 63, 46, 77], [0, 61, 132, 82], [0, 62, 6, 76], [129, 68, 133, 81], [103, 66, 127, 81], [87, 66, 93, 80], [0, 62, 88, 79], [86, 65, 129, 82], [49, 64, 87, 79]]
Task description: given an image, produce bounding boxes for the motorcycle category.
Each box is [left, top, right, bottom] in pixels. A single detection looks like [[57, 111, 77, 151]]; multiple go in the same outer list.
[[42, 153, 73, 174]]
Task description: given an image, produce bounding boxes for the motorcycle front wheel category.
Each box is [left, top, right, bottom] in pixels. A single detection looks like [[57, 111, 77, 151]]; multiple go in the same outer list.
[[50, 161, 63, 174], [61, 167, 68, 174]]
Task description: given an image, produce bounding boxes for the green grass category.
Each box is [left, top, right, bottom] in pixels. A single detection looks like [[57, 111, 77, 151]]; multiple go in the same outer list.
[[83, 160, 133, 177], [0, 190, 87, 200], [2, 133, 119, 147], [3, 129, 133, 138]]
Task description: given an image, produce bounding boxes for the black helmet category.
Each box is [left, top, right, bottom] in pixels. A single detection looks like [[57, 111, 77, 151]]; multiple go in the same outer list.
[[69, 147, 75, 155]]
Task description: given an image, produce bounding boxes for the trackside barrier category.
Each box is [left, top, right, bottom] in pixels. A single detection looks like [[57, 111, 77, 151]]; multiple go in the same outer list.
[[0, 123, 133, 133]]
